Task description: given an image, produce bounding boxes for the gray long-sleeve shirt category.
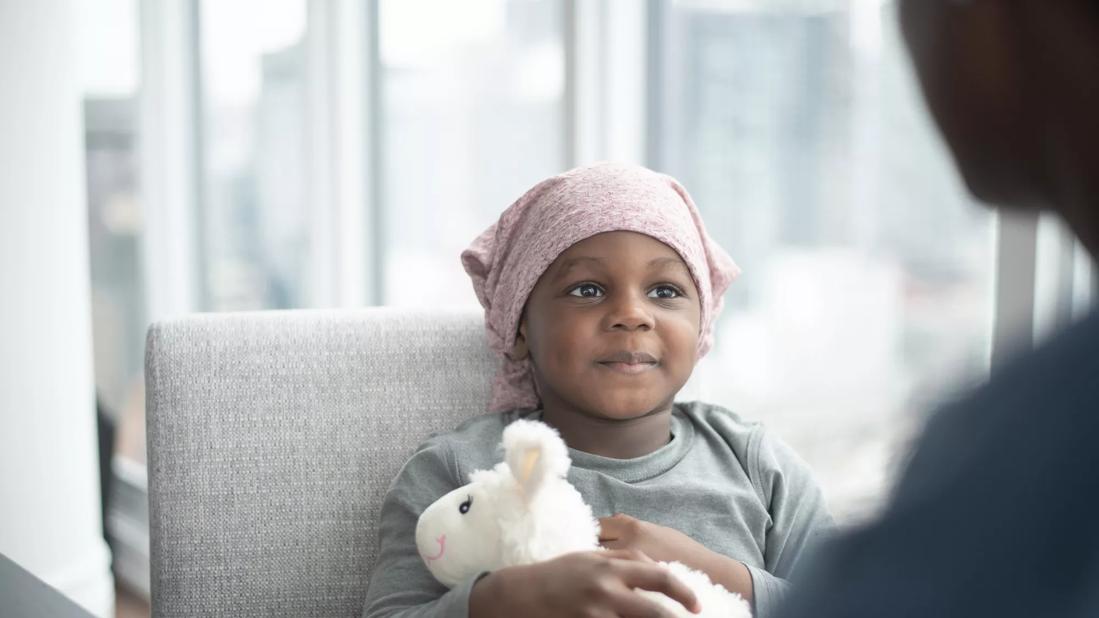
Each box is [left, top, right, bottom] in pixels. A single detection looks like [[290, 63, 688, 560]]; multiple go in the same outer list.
[[363, 401, 833, 618]]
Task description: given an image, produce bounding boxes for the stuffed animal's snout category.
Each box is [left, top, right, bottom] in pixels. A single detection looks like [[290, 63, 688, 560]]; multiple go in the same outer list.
[[420, 532, 446, 562], [414, 501, 448, 565]]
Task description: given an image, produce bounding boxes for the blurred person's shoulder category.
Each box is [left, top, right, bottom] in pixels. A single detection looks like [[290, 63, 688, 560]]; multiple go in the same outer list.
[[925, 308, 1099, 450], [794, 310, 1099, 616], [898, 308, 1099, 511], [997, 307, 1099, 392], [1011, 307, 1099, 396]]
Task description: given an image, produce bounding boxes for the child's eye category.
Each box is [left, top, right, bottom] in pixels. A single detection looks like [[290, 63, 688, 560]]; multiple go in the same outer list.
[[648, 285, 682, 300], [568, 283, 604, 298]]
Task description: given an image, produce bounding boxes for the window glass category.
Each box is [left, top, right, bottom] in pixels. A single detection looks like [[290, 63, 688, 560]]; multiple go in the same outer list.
[[198, 0, 310, 311], [79, 0, 146, 461], [379, 0, 567, 306]]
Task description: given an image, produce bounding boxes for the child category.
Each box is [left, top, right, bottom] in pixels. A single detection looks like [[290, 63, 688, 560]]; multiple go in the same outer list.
[[363, 163, 832, 618]]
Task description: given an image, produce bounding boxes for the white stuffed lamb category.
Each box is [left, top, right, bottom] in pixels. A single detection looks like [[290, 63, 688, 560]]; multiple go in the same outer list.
[[415, 420, 752, 617]]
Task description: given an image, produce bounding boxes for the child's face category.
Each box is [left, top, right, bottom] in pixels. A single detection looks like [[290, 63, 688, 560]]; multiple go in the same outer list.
[[518, 230, 702, 421]]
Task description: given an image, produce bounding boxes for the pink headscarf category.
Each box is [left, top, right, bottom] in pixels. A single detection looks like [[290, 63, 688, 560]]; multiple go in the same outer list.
[[461, 162, 740, 413]]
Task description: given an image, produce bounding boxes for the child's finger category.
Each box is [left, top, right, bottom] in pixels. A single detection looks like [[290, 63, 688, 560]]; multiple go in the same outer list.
[[615, 561, 700, 614], [599, 513, 638, 542], [598, 517, 620, 541], [601, 548, 654, 563], [606, 589, 684, 618], [600, 538, 624, 550]]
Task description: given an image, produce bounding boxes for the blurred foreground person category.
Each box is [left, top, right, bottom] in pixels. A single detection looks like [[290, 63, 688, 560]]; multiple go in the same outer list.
[[780, 1, 1099, 616]]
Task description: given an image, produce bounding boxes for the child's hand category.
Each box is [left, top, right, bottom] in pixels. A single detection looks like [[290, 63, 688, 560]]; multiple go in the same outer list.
[[598, 513, 754, 601], [469, 549, 700, 618], [599, 513, 707, 564]]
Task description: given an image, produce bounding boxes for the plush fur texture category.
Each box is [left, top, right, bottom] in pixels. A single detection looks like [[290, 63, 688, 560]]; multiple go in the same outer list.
[[415, 420, 752, 617]]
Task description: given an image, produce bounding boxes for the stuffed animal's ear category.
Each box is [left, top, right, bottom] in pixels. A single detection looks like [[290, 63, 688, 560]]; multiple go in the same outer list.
[[503, 420, 571, 501]]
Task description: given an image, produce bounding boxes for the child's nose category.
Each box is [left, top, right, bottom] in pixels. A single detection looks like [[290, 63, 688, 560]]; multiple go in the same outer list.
[[604, 294, 655, 332]]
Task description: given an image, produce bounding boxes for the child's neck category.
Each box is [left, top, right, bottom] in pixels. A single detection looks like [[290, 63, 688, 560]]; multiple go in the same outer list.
[[540, 404, 674, 459]]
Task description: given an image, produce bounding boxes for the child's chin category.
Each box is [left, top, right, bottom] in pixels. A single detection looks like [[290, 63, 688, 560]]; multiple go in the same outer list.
[[588, 396, 672, 421]]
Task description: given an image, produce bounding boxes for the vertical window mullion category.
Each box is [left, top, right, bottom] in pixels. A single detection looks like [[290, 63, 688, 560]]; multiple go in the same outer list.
[[644, 0, 669, 171], [991, 209, 1040, 372], [305, 0, 378, 308], [139, 0, 203, 321], [365, 0, 384, 306], [305, 0, 337, 308]]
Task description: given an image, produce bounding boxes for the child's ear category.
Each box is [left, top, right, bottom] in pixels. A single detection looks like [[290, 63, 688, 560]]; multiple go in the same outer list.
[[510, 321, 530, 360]]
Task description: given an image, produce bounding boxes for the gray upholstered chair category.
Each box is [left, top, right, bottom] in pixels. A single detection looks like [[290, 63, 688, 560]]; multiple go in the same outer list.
[[144, 308, 496, 617]]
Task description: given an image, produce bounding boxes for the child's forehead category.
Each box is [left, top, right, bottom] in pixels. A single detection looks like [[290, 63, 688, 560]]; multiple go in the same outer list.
[[548, 231, 690, 275], [561, 230, 677, 255]]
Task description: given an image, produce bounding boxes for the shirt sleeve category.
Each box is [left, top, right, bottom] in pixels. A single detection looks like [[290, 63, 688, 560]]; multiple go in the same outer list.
[[747, 428, 835, 618], [362, 437, 486, 618]]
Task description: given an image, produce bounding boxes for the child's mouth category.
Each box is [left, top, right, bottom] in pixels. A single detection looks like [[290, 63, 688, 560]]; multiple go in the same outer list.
[[597, 351, 659, 375], [598, 361, 658, 375]]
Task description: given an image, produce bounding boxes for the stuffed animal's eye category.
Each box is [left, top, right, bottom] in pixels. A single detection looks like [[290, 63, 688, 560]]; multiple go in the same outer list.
[[459, 496, 472, 515]]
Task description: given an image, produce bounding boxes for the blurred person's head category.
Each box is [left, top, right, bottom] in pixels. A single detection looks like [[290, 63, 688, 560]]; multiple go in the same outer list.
[[899, 0, 1099, 255]]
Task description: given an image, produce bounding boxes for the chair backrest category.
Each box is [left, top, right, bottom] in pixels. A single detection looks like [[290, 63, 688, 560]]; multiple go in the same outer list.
[[144, 308, 495, 617]]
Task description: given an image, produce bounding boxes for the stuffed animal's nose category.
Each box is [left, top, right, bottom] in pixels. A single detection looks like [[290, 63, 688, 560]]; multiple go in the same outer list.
[[421, 533, 447, 562]]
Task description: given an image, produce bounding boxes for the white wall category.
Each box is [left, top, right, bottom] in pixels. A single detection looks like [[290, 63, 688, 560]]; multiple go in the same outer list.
[[0, 0, 115, 615]]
